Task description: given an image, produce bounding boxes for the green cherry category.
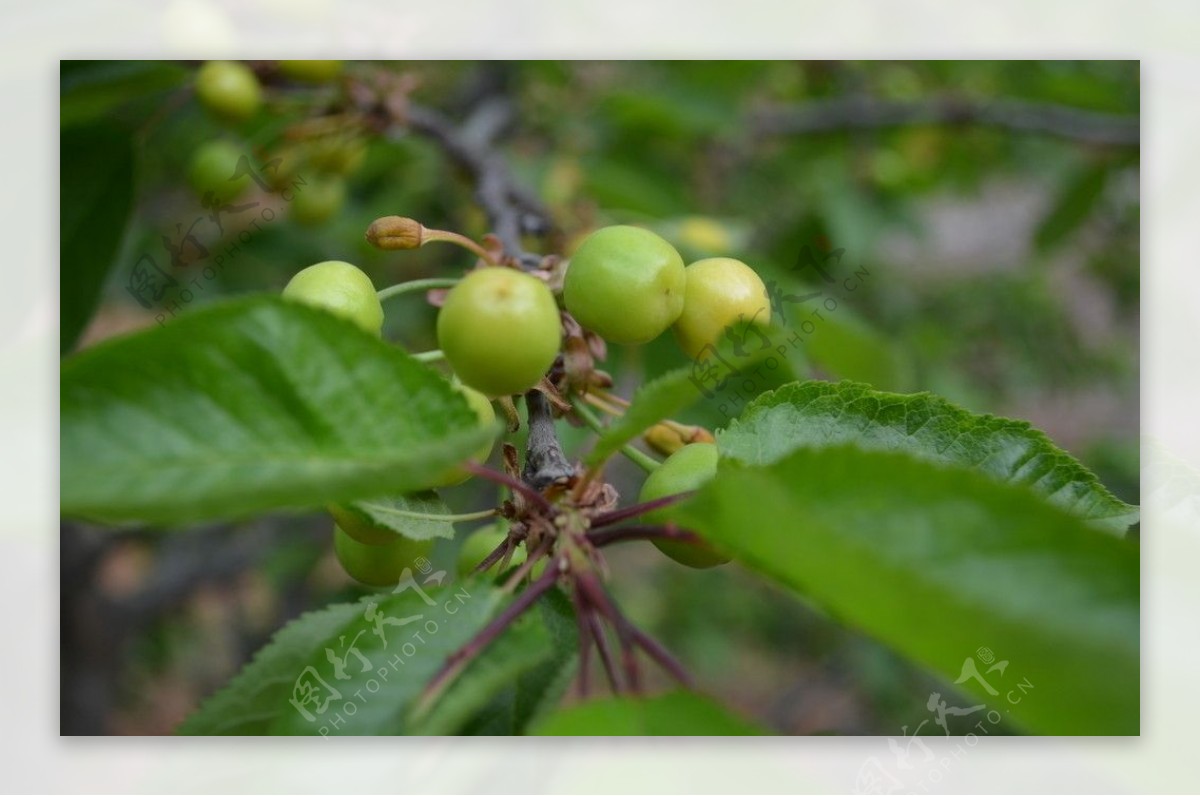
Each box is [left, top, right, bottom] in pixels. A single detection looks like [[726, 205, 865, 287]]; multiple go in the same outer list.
[[195, 60, 262, 122], [281, 260, 384, 336], [563, 225, 686, 345], [638, 442, 729, 569], [333, 525, 432, 587], [436, 267, 562, 397]]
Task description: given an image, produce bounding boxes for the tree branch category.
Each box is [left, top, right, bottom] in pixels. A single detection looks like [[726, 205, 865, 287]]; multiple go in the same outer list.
[[398, 88, 571, 492], [752, 95, 1139, 147]]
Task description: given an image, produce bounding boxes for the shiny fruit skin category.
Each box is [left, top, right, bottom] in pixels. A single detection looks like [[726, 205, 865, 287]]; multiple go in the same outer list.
[[436, 267, 562, 397], [288, 175, 346, 226], [431, 380, 497, 487], [639, 442, 729, 568], [281, 260, 383, 336], [195, 60, 262, 121], [188, 140, 252, 204], [563, 225, 686, 345], [334, 525, 432, 587], [278, 60, 343, 83], [673, 257, 771, 359]]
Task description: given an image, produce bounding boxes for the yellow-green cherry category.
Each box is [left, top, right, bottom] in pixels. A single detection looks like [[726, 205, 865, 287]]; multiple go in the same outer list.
[[673, 257, 770, 358]]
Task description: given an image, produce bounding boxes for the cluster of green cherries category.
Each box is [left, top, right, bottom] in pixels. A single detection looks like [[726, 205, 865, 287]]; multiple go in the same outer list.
[[188, 60, 358, 227], [281, 223, 769, 583]]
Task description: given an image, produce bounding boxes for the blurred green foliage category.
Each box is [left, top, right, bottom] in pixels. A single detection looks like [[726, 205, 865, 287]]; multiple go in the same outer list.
[[62, 60, 1138, 735]]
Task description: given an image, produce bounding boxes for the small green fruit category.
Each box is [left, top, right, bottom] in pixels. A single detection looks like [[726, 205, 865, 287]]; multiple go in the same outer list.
[[282, 260, 383, 336], [188, 140, 252, 204], [334, 525, 432, 587], [195, 60, 262, 122], [432, 380, 497, 487], [437, 267, 562, 397], [328, 504, 396, 546], [288, 175, 346, 226], [456, 523, 508, 577], [278, 60, 343, 83], [673, 257, 771, 359], [563, 225, 686, 345], [638, 442, 729, 568]]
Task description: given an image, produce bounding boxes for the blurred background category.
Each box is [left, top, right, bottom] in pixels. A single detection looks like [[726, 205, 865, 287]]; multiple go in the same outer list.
[[60, 60, 1139, 735]]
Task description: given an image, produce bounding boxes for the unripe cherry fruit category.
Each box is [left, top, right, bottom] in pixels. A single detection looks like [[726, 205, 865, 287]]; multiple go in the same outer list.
[[288, 175, 346, 226], [431, 380, 497, 487], [638, 442, 730, 568], [673, 257, 771, 358], [188, 140, 252, 204], [563, 225, 686, 345], [334, 525, 432, 587], [195, 60, 262, 122], [436, 267, 562, 397], [281, 260, 384, 336], [278, 60, 344, 83]]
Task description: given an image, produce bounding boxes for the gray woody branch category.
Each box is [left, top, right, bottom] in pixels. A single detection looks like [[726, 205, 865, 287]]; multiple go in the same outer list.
[[753, 95, 1139, 147], [399, 99, 573, 489]]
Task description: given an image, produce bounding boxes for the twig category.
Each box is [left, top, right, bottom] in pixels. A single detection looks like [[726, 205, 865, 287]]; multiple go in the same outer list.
[[752, 95, 1139, 147], [523, 390, 574, 488]]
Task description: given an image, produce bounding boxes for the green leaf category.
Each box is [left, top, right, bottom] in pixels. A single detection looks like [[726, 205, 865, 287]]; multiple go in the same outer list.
[[60, 123, 135, 353], [61, 297, 495, 526], [671, 445, 1139, 735], [585, 367, 699, 467], [532, 691, 765, 736], [1035, 162, 1109, 252], [796, 305, 913, 391], [180, 580, 503, 735], [415, 589, 578, 735], [346, 491, 458, 541], [61, 60, 189, 128], [717, 380, 1138, 535]]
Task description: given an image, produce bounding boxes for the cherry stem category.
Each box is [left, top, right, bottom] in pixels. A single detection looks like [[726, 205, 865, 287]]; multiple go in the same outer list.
[[412, 349, 445, 363], [471, 536, 512, 575], [586, 523, 702, 549], [501, 537, 553, 593], [570, 398, 660, 474], [415, 562, 560, 716], [575, 572, 640, 693], [570, 589, 594, 697], [589, 491, 696, 529], [376, 277, 460, 303], [421, 228, 498, 264], [585, 600, 621, 694], [464, 462, 554, 515]]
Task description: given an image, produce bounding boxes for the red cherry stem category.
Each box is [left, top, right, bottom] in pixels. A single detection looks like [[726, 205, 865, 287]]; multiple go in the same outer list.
[[588, 491, 696, 529], [414, 562, 559, 716], [464, 461, 554, 515], [586, 523, 703, 549]]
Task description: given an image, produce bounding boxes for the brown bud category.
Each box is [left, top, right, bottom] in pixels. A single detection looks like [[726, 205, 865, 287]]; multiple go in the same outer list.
[[643, 422, 715, 457], [366, 215, 424, 250], [643, 423, 686, 457]]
